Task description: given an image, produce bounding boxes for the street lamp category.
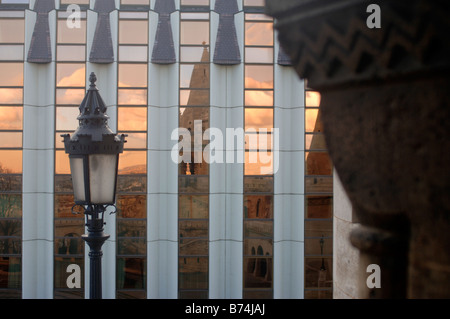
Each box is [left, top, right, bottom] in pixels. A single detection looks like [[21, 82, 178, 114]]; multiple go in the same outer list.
[[62, 72, 126, 299]]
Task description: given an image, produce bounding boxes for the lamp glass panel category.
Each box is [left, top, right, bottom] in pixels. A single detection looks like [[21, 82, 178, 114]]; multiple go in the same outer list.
[[89, 154, 118, 204], [70, 156, 86, 203]]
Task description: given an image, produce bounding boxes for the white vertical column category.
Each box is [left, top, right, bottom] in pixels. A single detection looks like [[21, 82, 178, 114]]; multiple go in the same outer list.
[[273, 41, 305, 298], [209, 8, 244, 299], [22, 8, 56, 299], [147, 8, 180, 299]]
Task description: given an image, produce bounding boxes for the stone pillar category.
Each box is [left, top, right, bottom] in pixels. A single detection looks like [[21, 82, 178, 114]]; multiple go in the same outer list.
[[266, 0, 450, 298]]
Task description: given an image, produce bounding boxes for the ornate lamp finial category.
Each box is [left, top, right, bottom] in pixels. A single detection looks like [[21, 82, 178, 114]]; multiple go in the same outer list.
[[89, 72, 97, 88]]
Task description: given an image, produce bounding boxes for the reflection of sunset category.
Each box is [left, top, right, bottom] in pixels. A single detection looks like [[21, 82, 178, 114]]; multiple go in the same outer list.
[[0, 107, 22, 129], [245, 22, 273, 46], [0, 63, 23, 86], [0, 88, 22, 104], [118, 64, 147, 88], [245, 90, 273, 106], [245, 108, 273, 130], [118, 151, 147, 174], [245, 152, 273, 175], [305, 91, 321, 107], [56, 89, 85, 105], [118, 89, 147, 105], [118, 107, 147, 131], [0, 150, 22, 174], [57, 64, 85, 87]]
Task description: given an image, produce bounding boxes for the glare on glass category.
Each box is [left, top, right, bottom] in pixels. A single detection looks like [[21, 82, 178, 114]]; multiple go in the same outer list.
[[245, 47, 273, 64], [245, 108, 273, 130], [56, 45, 86, 61], [180, 21, 209, 45], [0, 19, 24, 43], [0, 63, 23, 86], [245, 90, 273, 107], [119, 20, 148, 44], [57, 20, 86, 44], [118, 89, 147, 105], [56, 63, 85, 87], [0, 45, 24, 60], [305, 91, 321, 107], [118, 107, 147, 131], [0, 88, 22, 104], [245, 22, 273, 46], [118, 64, 147, 87], [305, 108, 322, 132], [0, 106, 22, 130], [119, 46, 148, 62], [0, 132, 22, 148], [56, 107, 79, 131], [245, 65, 273, 89], [56, 88, 85, 105]]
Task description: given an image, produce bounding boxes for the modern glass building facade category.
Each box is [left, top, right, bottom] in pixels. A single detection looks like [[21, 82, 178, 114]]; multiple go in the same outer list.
[[0, 0, 333, 299]]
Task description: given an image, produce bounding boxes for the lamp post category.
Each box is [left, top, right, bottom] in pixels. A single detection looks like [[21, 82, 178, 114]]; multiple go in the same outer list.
[[62, 72, 126, 299]]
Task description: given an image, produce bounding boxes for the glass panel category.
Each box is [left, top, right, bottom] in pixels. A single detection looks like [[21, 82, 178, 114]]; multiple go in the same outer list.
[[116, 257, 146, 289], [244, 195, 273, 218], [245, 22, 273, 46], [0, 106, 22, 130], [119, 12, 149, 19], [306, 151, 333, 176], [243, 176, 273, 193], [118, 64, 147, 88], [0, 132, 21, 148], [245, 14, 273, 21], [245, 108, 273, 131], [245, 151, 273, 175], [181, 47, 209, 62], [243, 290, 273, 299], [118, 107, 147, 131], [305, 237, 333, 256], [179, 107, 209, 132], [245, 90, 273, 107], [179, 239, 208, 256], [180, 64, 210, 89], [56, 107, 79, 131], [118, 89, 147, 105], [55, 237, 83, 255], [0, 45, 24, 60], [120, 132, 146, 149], [245, 132, 272, 151], [56, 89, 85, 105], [55, 150, 70, 175], [304, 257, 333, 289], [116, 195, 146, 219], [180, 13, 209, 20], [178, 154, 209, 175], [0, 63, 23, 86], [244, 220, 273, 238], [244, 238, 273, 256], [305, 176, 333, 193], [0, 88, 22, 104], [0, 257, 21, 289], [304, 289, 332, 299], [118, 150, 147, 175], [57, 20, 86, 44], [180, 21, 209, 45], [243, 257, 272, 288], [178, 257, 208, 290], [89, 154, 117, 204], [54, 218, 85, 237], [305, 108, 323, 133], [245, 65, 273, 89], [306, 196, 333, 219], [54, 257, 84, 291], [305, 219, 333, 238], [0, 150, 21, 174], [119, 20, 148, 45], [0, 174, 21, 192], [116, 290, 146, 299], [180, 89, 209, 106], [179, 220, 208, 238], [305, 133, 327, 150], [117, 220, 146, 238], [245, 47, 273, 64], [118, 46, 148, 62], [117, 238, 146, 255], [244, 0, 265, 6], [0, 219, 21, 237], [56, 63, 85, 87], [181, 0, 209, 5], [60, 0, 89, 3], [306, 91, 321, 107], [0, 19, 24, 43], [117, 175, 146, 193], [57, 45, 86, 61], [179, 195, 208, 219], [0, 194, 21, 218], [178, 176, 209, 193], [54, 174, 73, 193]]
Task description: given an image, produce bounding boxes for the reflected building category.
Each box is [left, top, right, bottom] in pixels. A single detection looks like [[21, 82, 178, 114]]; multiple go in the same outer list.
[[0, 0, 333, 299]]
